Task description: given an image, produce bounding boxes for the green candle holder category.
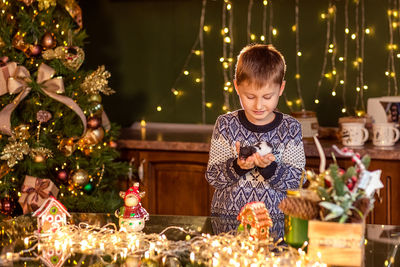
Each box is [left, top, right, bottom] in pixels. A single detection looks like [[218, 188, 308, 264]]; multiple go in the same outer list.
[[284, 215, 309, 249]]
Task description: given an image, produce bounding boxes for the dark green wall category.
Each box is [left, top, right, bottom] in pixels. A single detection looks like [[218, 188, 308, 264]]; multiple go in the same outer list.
[[81, 0, 390, 127]]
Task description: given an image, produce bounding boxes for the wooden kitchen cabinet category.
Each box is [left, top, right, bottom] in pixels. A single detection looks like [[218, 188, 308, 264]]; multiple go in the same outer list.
[[121, 149, 213, 216], [118, 129, 400, 225]]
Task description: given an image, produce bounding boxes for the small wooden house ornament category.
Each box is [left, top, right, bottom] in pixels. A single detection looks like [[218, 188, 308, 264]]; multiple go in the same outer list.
[[237, 201, 273, 240], [32, 196, 71, 233]]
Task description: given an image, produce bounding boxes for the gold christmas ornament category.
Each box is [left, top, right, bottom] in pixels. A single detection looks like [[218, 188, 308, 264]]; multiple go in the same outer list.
[[81, 127, 104, 146], [63, 46, 85, 71], [34, 155, 45, 163], [88, 94, 102, 103], [70, 169, 89, 188], [0, 141, 30, 167], [42, 46, 84, 71], [0, 37, 5, 48], [80, 66, 115, 95], [42, 46, 65, 60], [13, 124, 31, 141], [12, 33, 29, 53], [30, 147, 53, 162], [58, 138, 76, 157], [38, 0, 56, 10], [41, 32, 56, 49]]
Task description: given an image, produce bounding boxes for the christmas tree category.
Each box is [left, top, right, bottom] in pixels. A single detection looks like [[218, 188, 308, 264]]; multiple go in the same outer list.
[[0, 0, 129, 217]]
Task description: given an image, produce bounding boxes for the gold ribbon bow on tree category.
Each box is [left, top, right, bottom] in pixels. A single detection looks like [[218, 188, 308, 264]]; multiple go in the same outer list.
[[0, 62, 87, 136]]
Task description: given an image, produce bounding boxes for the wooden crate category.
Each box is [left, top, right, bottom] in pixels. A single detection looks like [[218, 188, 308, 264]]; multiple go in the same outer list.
[[308, 220, 365, 266]]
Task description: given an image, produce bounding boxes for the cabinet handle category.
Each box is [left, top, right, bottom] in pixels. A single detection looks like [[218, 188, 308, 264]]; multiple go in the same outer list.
[[138, 159, 146, 182], [386, 175, 392, 225]]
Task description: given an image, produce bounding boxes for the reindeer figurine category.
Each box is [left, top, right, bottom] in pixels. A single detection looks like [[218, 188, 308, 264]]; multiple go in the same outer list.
[[115, 182, 149, 232]]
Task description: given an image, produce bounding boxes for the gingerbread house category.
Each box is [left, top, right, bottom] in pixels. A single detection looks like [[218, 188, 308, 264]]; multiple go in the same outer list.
[[39, 247, 69, 267], [32, 196, 70, 233], [237, 201, 273, 240]]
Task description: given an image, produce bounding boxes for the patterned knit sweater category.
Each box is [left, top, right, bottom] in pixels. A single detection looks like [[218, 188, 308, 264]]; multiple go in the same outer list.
[[205, 110, 305, 239]]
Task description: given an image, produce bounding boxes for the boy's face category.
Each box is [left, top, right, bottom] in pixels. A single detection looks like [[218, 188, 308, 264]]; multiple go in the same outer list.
[[234, 80, 285, 125]]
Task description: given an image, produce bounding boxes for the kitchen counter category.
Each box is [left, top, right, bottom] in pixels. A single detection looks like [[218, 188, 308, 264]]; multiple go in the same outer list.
[[118, 127, 400, 160]]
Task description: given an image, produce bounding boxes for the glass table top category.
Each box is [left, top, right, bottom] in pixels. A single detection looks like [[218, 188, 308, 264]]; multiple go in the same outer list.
[[0, 213, 399, 266]]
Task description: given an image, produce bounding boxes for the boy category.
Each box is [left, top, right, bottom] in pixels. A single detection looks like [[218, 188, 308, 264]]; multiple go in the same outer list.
[[205, 44, 305, 239]]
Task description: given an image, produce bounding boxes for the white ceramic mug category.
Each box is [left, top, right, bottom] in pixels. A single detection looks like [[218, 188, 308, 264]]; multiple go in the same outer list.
[[341, 122, 369, 146], [372, 123, 400, 146]]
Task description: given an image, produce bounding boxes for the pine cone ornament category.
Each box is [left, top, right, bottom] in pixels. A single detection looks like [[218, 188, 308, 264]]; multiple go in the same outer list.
[[279, 197, 319, 220]]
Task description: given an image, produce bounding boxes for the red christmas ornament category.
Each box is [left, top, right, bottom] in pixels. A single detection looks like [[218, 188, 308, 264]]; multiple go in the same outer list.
[[347, 181, 354, 190], [324, 179, 332, 188], [41, 32, 56, 49], [87, 116, 101, 129], [0, 196, 16, 216], [28, 44, 42, 57], [57, 170, 68, 183]]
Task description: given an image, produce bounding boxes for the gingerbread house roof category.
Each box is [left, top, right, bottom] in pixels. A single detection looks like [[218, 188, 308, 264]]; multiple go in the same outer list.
[[32, 196, 71, 218], [237, 201, 273, 228]]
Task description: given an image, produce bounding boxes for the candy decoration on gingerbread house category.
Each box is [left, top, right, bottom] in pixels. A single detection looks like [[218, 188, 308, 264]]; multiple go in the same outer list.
[[237, 201, 273, 240], [39, 247, 69, 267], [32, 196, 70, 233]]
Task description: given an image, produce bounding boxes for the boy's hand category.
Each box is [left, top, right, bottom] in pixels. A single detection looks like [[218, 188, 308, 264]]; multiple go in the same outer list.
[[236, 141, 275, 169], [253, 152, 275, 168], [235, 141, 256, 169]]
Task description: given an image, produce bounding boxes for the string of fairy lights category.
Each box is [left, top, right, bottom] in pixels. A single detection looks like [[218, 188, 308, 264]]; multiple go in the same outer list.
[[313, 0, 371, 117], [291, 0, 305, 111], [220, 0, 235, 113], [155, 0, 400, 123], [0, 222, 327, 266], [386, 0, 400, 96], [161, 0, 207, 123]]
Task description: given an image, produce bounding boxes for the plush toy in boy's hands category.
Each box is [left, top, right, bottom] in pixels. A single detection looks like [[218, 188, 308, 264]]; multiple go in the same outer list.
[[239, 141, 273, 160]]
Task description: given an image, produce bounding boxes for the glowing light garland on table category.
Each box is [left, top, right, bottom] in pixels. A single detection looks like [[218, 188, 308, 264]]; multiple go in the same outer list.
[[0, 222, 327, 266]]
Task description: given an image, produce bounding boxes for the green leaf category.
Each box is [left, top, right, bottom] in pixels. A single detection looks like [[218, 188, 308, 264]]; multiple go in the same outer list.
[[334, 174, 345, 196], [344, 166, 356, 180], [361, 155, 371, 169], [317, 186, 332, 202], [339, 214, 349, 223], [319, 201, 344, 215]]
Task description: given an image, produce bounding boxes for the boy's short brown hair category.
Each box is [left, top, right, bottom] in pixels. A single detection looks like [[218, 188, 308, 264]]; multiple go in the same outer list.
[[235, 44, 286, 88]]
